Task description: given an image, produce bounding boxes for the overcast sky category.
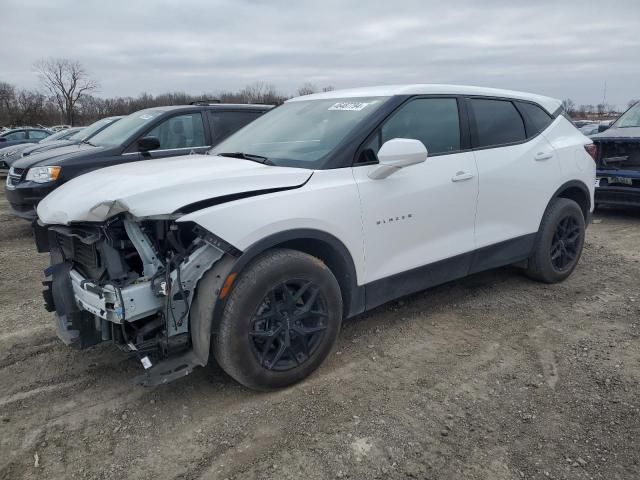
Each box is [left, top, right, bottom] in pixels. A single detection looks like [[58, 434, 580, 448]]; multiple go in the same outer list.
[[1, 0, 638, 108]]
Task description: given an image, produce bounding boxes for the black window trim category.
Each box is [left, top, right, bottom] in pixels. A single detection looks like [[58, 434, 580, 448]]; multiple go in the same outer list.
[[465, 95, 558, 151], [513, 100, 554, 139], [352, 94, 472, 167], [122, 109, 209, 154]]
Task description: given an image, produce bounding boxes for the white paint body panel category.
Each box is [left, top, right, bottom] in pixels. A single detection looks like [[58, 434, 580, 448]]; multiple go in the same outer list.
[[473, 128, 559, 247], [474, 115, 595, 248], [352, 152, 478, 282], [37, 155, 312, 224], [179, 168, 367, 282]]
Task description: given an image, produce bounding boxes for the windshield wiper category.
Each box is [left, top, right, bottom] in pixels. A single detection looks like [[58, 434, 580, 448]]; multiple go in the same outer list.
[[81, 139, 96, 147], [216, 152, 274, 165]]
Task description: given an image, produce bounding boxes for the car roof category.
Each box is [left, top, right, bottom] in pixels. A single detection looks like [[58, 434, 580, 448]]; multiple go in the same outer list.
[[288, 84, 562, 115], [144, 104, 273, 113]]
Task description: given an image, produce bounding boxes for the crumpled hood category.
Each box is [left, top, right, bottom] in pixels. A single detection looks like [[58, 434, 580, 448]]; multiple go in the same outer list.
[[37, 155, 313, 225]]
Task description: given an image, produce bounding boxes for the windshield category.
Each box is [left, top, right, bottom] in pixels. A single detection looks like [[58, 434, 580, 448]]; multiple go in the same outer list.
[[43, 129, 79, 142], [210, 97, 390, 167], [87, 110, 161, 147], [615, 102, 640, 128], [69, 117, 121, 142]]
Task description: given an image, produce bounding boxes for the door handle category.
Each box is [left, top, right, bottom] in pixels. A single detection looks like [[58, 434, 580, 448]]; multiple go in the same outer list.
[[534, 152, 553, 161], [451, 171, 474, 182]]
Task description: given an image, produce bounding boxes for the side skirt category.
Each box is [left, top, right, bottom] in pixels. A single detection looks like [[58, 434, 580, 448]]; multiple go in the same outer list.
[[362, 233, 536, 311]]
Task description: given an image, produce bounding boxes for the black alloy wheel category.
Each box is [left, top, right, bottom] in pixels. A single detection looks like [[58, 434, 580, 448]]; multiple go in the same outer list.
[[249, 280, 328, 371], [206, 248, 343, 390], [550, 215, 581, 271], [524, 197, 586, 284]]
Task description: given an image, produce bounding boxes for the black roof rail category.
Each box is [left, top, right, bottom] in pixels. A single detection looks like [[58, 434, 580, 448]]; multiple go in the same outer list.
[[190, 99, 221, 105]]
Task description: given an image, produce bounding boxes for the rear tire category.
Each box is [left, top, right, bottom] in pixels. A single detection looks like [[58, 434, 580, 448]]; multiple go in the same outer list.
[[213, 248, 343, 391], [525, 198, 585, 283]]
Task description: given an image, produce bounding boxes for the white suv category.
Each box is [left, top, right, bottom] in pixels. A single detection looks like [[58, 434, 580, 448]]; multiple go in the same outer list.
[[35, 85, 596, 390]]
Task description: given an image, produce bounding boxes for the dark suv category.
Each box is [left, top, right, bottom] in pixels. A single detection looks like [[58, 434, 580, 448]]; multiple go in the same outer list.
[[591, 101, 640, 208], [6, 104, 272, 219]]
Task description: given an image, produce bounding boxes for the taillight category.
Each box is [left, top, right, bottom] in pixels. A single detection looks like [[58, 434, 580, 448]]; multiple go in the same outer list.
[[584, 144, 597, 162]]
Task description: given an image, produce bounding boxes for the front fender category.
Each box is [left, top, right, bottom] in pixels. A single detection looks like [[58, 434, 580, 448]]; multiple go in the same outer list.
[[177, 168, 365, 284]]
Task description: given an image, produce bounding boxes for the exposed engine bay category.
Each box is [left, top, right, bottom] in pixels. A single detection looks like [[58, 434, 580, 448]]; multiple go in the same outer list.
[[35, 215, 237, 385]]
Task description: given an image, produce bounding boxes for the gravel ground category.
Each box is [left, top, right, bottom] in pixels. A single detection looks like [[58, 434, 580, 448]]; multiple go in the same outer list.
[[1, 186, 639, 480]]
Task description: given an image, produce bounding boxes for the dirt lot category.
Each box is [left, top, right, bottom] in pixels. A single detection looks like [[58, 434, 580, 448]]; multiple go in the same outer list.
[[1, 187, 639, 480]]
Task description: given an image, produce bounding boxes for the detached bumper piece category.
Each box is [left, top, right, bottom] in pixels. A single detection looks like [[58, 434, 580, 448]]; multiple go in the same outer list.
[[134, 350, 206, 386]]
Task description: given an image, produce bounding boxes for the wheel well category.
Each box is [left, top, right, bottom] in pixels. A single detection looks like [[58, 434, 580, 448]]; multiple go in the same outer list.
[[273, 238, 356, 317], [556, 185, 590, 221]]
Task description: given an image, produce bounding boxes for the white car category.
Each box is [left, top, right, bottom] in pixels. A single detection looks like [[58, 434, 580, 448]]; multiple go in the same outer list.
[[35, 84, 596, 390]]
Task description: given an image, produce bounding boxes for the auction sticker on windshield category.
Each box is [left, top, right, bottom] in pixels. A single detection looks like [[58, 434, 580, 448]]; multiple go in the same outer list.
[[328, 102, 370, 111]]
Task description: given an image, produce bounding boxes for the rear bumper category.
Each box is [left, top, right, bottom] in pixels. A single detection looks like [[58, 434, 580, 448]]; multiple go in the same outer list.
[[595, 186, 640, 207]]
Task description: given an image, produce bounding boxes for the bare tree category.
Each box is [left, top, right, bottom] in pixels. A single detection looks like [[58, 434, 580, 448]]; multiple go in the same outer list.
[[322, 85, 335, 92], [14, 90, 49, 126], [297, 82, 318, 96], [561, 98, 575, 115], [238, 82, 288, 105], [0, 81, 16, 126], [35, 58, 98, 125]]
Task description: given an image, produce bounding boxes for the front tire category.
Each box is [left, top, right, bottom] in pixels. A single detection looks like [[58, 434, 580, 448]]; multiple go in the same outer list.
[[525, 198, 586, 283], [213, 249, 343, 390]]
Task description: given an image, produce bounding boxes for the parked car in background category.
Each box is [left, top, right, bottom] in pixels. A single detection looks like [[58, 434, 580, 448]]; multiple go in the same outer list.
[[579, 123, 600, 136], [591, 101, 640, 208], [574, 120, 597, 129], [6, 104, 271, 219], [50, 125, 72, 131], [596, 119, 615, 133], [0, 127, 83, 175], [3, 117, 122, 171], [33, 85, 594, 389], [0, 128, 52, 149]]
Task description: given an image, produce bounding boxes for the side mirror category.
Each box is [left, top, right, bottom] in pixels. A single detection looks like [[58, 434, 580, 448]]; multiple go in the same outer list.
[[598, 123, 610, 133], [137, 136, 160, 152], [368, 138, 428, 180], [0, 137, 6, 143]]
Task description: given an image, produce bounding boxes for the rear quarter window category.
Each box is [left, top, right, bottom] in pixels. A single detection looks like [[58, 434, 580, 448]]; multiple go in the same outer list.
[[469, 98, 526, 148], [516, 101, 554, 137]]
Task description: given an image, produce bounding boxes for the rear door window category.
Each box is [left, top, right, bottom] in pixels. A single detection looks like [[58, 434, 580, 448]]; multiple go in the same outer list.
[[29, 130, 50, 140], [470, 98, 526, 148], [516, 101, 553, 137], [208, 111, 263, 145], [144, 113, 206, 150]]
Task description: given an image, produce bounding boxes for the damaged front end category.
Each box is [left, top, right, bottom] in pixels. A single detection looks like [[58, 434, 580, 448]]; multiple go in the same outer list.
[[36, 214, 237, 385], [594, 136, 640, 207]]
